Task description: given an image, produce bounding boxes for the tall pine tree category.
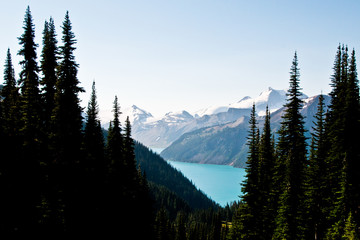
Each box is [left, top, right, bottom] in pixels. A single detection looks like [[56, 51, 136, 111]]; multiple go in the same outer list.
[[325, 46, 360, 237], [2, 49, 20, 136], [307, 94, 328, 239], [16, 6, 43, 232], [104, 95, 125, 233], [81, 80, 106, 233], [40, 17, 58, 133], [258, 106, 276, 240], [230, 104, 260, 240], [0, 48, 22, 231], [50, 11, 84, 232], [273, 52, 307, 240]]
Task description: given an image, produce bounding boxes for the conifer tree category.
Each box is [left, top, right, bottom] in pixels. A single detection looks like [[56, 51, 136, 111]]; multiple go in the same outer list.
[[123, 116, 139, 192], [40, 17, 58, 132], [82, 80, 105, 232], [343, 212, 360, 240], [273, 52, 307, 240], [106, 96, 123, 172], [258, 106, 276, 240], [18, 6, 42, 147], [16, 6, 43, 231], [2, 49, 20, 135], [325, 46, 360, 235], [104, 96, 125, 232], [231, 103, 260, 239], [325, 45, 349, 210], [307, 94, 328, 239], [50, 11, 84, 232], [84, 81, 105, 174], [343, 49, 360, 223], [0, 49, 21, 231]]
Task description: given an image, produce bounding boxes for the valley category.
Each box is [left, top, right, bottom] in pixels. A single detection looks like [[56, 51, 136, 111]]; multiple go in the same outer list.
[[116, 88, 330, 167]]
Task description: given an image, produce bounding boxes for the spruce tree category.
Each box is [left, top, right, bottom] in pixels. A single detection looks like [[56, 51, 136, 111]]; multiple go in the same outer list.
[[0, 49, 22, 231], [326, 45, 348, 210], [50, 11, 84, 232], [231, 103, 260, 239], [343, 49, 360, 223], [2, 49, 20, 135], [123, 116, 139, 192], [84, 81, 105, 174], [307, 94, 328, 239], [18, 6, 43, 147], [124, 116, 155, 238], [16, 6, 43, 231], [258, 106, 276, 240], [273, 52, 307, 240], [40, 17, 58, 133], [106, 96, 123, 172], [82, 80, 105, 232], [325, 46, 360, 236], [104, 96, 125, 232]]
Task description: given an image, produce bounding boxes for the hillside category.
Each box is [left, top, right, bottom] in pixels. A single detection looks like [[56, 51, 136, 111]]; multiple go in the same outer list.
[[115, 88, 291, 149], [134, 141, 218, 210], [161, 95, 331, 167]]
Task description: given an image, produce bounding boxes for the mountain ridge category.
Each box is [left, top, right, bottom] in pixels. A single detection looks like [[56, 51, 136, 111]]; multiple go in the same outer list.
[[160, 94, 331, 167], [108, 87, 296, 149]]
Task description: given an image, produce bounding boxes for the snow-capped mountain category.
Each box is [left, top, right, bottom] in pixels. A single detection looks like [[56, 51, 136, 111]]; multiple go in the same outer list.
[[193, 87, 304, 118], [103, 87, 307, 149], [122, 105, 154, 123], [229, 87, 289, 115], [161, 94, 331, 167]]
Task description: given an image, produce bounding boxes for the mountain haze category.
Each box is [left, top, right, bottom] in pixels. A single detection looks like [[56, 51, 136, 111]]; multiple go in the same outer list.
[[161, 94, 331, 167], [117, 87, 292, 149]]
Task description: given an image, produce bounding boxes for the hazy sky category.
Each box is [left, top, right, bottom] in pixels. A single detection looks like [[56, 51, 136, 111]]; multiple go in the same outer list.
[[1, 0, 360, 122]]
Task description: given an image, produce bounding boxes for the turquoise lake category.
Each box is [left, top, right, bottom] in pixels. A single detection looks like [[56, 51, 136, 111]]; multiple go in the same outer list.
[[167, 161, 246, 207]]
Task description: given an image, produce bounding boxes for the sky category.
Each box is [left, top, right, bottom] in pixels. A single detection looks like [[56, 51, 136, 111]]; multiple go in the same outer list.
[[1, 0, 360, 122]]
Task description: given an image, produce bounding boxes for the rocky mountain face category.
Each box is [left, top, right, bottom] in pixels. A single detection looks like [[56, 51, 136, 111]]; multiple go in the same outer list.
[[160, 94, 331, 167], [102, 88, 329, 167], [120, 88, 292, 149]]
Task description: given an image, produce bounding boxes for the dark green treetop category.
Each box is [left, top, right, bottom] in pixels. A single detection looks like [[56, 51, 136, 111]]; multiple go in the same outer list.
[[273, 52, 307, 240], [40, 17, 58, 130]]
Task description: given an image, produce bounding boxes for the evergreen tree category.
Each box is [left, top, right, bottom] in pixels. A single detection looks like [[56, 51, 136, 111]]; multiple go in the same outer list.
[[307, 94, 328, 239], [343, 49, 360, 223], [84, 80, 105, 174], [2, 49, 20, 135], [231, 103, 260, 239], [16, 6, 43, 232], [0, 49, 22, 231], [343, 212, 360, 240], [104, 96, 125, 232], [175, 211, 187, 240], [82, 80, 105, 232], [40, 17, 58, 132], [123, 116, 140, 194], [325, 46, 360, 236], [18, 6, 43, 147], [155, 208, 173, 240], [325, 45, 349, 213], [50, 11, 84, 232], [273, 52, 307, 240], [258, 106, 276, 240], [106, 95, 124, 174]]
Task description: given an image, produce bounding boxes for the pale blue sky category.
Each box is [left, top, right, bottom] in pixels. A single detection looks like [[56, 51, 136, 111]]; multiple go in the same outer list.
[[1, 0, 360, 121]]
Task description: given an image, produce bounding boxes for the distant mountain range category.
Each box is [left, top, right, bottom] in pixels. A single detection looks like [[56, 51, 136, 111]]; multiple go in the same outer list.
[[116, 87, 305, 149], [103, 87, 330, 167], [161, 94, 331, 167]]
